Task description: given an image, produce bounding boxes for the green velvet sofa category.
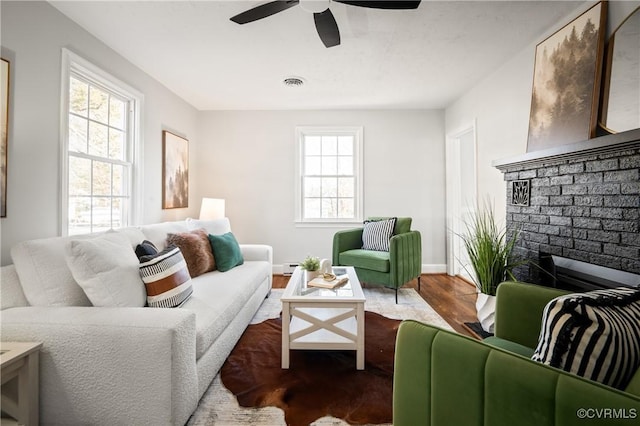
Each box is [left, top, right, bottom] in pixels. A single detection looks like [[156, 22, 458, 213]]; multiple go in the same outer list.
[[332, 217, 421, 303], [393, 282, 640, 425]]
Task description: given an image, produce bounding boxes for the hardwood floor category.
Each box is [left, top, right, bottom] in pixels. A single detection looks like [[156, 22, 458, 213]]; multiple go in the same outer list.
[[272, 273, 480, 339]]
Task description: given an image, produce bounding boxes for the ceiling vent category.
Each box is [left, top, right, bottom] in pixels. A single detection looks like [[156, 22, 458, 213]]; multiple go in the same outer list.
[[283, 77, 305, 87]]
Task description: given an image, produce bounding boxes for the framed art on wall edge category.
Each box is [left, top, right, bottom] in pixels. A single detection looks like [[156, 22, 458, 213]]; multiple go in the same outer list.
[[526, 2, 607, 153], [162, 130, 189, 209], [1, 57, 9, 218]]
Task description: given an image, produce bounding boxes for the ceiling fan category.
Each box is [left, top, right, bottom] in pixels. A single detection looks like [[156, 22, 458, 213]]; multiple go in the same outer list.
[[230, 0, 421, 48]]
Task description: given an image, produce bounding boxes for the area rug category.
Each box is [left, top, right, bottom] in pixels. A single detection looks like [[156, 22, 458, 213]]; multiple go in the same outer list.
[[187, 287, 453, 426]]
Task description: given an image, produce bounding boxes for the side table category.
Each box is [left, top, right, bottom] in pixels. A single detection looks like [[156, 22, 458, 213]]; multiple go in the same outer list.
[[1, 342, 42, 426]]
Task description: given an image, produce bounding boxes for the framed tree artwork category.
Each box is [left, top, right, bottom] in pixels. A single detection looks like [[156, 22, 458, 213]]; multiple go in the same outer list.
[[162, 130, 189, 209], [527, 2, 607, 153], [1, 57, 9, 217]]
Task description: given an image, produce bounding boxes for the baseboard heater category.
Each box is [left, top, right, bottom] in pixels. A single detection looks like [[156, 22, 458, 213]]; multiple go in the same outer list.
[[282, 263, 299, 276], [541, 253, 640, 292]]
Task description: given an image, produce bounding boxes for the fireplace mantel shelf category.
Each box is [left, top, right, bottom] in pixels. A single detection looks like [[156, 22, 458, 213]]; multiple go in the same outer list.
[[493, 128, 640, 171]]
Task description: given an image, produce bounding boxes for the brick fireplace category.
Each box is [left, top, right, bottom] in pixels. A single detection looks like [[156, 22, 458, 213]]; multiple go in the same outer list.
[[493, 128, 640, 289]]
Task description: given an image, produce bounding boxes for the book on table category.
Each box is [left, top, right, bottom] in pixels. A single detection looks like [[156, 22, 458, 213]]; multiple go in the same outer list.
[[307, 274, 349, 289]]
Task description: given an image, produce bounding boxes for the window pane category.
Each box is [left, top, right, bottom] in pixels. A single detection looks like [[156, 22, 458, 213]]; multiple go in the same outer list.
[[111, 198, 122, 228], [338, 198, 354, 218], [304, 156, 321, 175], [69, 156, 91, 196], [305, 136, 321, 155], [69, 77, 88, 116], [321, 178, 337, 197], [92, 161, 111, 196], [112, 165, 125, 196], [89, 86, 109, 123], [321, 156, 337, 175], [338, 177, 354, 197], [338, 136, 353, 155], [321, 198, 337, 218], [321, 136, 337, 155], [337, 157, 353, 175], [109, 98, 126, 130], [89, 122, 108, 157], [92, 197, 112, 232], [109, 129, 124, 160], [69, 116, 88, 154], [68, 197, 91, 235], [304, 177, 321, 197], [304, 198, 321, 218]]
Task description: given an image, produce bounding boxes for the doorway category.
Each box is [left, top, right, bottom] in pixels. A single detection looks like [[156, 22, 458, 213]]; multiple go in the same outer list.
[[445, 122, 477, 280]]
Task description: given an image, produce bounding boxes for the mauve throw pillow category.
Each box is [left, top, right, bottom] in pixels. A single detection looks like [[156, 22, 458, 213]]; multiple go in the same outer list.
[[166, 229, 215, 277]]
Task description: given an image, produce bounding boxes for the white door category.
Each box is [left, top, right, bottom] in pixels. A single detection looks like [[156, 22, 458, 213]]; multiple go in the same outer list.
[[445, 123, 477, 280]]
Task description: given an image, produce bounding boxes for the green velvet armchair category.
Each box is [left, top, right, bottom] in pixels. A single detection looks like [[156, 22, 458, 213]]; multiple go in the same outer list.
[[332, 217, 421, 303], [393, 282, 640, 425]]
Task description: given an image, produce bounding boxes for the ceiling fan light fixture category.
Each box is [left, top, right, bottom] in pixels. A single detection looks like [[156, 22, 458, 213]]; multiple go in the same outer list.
[[283, 77, 306, 87], [300, 0, 331, 14]]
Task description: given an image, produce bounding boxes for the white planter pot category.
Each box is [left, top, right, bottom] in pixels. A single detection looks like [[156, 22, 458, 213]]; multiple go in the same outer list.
[[304, 270, 321, 283], [475, 293, 497, 333]]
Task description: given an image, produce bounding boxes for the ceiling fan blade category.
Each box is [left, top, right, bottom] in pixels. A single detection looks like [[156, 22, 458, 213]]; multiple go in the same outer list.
[[333, 0, 421, 9], [230, 0, 300, 24], [314, 9, 341, 48]]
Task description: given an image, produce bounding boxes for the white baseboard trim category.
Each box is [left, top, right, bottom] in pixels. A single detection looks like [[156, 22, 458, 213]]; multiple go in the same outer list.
[[272, 264, 448, 275], [422, 264, 447, 274]]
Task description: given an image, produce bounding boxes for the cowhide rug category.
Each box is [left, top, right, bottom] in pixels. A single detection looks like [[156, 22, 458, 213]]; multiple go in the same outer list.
[[221, 311, 399, 426], [187, 287, 453, 425]]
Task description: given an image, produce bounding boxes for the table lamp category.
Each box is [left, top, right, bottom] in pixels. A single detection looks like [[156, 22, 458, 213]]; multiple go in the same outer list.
[[199, 198, 225, 220]]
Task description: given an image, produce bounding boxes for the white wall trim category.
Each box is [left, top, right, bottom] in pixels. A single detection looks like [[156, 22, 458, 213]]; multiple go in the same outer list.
[[445, 119, 477, 276], [59, 48, 145, 235], [294, 125, 364, 225], [422, 264, 448, 274]]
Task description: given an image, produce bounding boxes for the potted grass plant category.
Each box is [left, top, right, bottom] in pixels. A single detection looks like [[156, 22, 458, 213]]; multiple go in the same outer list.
[[300, 255, 321, 283], [459, 202, 523, 332]]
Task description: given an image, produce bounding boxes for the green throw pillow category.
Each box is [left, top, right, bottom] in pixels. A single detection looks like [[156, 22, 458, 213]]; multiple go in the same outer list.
[[208, 232, 244, 272]]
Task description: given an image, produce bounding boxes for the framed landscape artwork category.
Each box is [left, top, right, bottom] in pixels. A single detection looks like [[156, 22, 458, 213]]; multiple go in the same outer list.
[[1, 57, 9, 217], [162, 130, 189, 209], [527, 2, 607, 153]]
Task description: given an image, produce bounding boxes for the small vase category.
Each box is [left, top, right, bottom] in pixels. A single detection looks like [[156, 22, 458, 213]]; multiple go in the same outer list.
[[304, 270, 321, 283], [475, 293, 497, 333]]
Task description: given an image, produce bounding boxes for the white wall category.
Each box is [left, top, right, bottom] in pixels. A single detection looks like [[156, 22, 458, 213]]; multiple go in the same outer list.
[[195, 110, 446, 271], [4, 0, 635, 271], [0, 1, 200, 265], [445, 0, 640, 225]]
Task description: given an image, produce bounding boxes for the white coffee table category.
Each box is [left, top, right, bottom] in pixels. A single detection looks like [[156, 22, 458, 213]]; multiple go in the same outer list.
[[281, 266, 366, 370]]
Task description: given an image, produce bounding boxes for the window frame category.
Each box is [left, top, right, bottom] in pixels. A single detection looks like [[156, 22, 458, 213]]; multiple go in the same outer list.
[[294, 126, 364, 226], [59, 48, 144, 236]]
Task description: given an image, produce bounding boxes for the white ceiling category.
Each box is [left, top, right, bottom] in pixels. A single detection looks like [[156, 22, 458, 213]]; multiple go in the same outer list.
[[50, 0, 585, 110]]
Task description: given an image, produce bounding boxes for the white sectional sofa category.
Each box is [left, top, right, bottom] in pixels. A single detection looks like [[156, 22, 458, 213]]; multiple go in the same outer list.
[[0, 218, 272, 425]]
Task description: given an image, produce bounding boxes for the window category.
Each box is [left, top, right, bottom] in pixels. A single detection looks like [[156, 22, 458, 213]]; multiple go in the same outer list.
[[295, 127, 363, 224], [61, 49, 143, 235]]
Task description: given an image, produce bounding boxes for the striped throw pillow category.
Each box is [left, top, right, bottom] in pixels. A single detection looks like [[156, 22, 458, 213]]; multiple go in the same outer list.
[[362, 218, 397, 252], [139, 246, 193, 308], [532, 287, 640, 389]]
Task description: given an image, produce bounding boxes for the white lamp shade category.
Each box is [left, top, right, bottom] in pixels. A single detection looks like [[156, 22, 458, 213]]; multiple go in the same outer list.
[[199, 198, 225, 220]]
